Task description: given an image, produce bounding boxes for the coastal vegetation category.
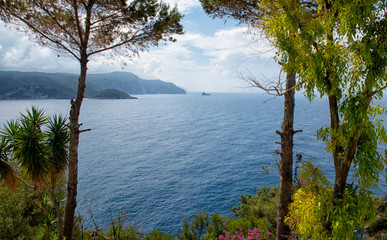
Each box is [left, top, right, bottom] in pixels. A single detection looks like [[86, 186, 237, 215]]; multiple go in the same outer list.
[[90, 89, 137, 99], [200, 0, 387, 239], [0, 107, 69, 239], [199, 1, 300, 237], [1, 165, 386, 239]]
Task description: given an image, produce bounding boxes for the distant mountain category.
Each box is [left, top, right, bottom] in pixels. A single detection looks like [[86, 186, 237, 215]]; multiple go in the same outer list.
[[0, 71, 186, 100]]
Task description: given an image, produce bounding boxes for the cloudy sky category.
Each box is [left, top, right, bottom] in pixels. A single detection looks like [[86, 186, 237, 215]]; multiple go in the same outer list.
[[0, 0, 281, 93]]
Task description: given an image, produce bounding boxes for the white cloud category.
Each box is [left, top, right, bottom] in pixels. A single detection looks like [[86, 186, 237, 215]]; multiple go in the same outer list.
[[0, 24, 79, 72], [98, 27, 280, 92], [0, 21, 280, 92], [186, 27, 274, 59], [162, 0, 201, 13]]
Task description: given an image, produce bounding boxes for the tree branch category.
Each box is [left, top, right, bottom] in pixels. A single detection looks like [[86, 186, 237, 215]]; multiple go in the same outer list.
[[15, 174, 34, 189], [37, 1, 80, 49], [368, 82, 387, 98], [239, 69, 305, 97], [79, 129, 91, 133], [87, 29, 144, 57], [4, 7, 80, 61], [72, 0, 84, 46]]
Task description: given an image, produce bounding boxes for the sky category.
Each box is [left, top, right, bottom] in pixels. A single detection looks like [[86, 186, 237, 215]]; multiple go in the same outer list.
[[0, 0, 281, 93]]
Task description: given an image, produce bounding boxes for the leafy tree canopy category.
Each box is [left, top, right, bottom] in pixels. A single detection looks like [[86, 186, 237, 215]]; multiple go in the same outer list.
[[0, 0, 183, 61]]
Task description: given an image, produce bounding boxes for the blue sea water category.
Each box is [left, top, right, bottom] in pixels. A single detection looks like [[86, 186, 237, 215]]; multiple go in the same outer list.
[[0, 93, 386, 234]]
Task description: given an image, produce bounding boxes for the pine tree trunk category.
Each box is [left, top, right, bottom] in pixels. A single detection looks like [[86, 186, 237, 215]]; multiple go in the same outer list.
[[63, 56, 88, 240], [276, 73, 296, 240]]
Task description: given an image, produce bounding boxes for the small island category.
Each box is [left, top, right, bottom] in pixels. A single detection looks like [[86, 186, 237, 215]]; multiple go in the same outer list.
[[201, 92, 210, 96], [89, 89, 137, 99]]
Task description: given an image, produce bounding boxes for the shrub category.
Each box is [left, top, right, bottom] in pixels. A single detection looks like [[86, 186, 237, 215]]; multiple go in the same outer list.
[[219, 228, 274, 240], [0, 184, 44, 239]]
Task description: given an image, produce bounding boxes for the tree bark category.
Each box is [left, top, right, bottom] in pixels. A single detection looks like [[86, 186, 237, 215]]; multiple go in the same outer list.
[[324, 68, 354, 231], [276, 73, 296, 240], [326, 79, 347, 199], [63, 56, 88, 240]]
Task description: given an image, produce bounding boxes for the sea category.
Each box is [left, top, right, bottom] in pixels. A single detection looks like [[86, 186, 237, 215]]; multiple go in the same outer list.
[[0, 93, 386, 234]]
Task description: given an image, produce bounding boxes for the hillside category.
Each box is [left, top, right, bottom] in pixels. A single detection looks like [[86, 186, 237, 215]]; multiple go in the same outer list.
[[0, 71, 186, 99], [90, 89, 137, 99]]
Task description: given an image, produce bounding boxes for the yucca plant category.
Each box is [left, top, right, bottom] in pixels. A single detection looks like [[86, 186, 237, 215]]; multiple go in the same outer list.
[[14, 107, 48, 186], [0, 106, 70, 239], [46, 114, 69, 188], [0, 137, 18, 191], [46, 114, 70, 239]]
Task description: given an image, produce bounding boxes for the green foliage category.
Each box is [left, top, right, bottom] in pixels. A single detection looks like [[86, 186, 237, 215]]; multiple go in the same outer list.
[[286, 188, 329, 240], [0, 184, 44, 240], [385, 149, 387, 184], [286, 162, 382, 240], [204, 213, 272, 240], [212, 0, 387, 236], [46, 114, 70, 193], [12, 107, 49, 183], [2, 0, 184, 237], [204, 186, 278, 240], [316, 102, 387, 191], [353, 113, 386, 189], [0, 107, 70, 239], [200, 0, 386, 236], [81, 212, 176, 240], [275, 0, 387, 196], [47, 114, 69, 172], [104, 212, 141, 240], [107, 225, 141, 240], [69, 215, 87, 240], [144, 230, 175, 240], [90, 89, 136, 99], [204, 213, 227, 240], [177, 211, 209, 240], [285, 162, 331, 240], [1, 179, 384, 240], [219, 228, 275, 240], [224, 217, 271, 237], [231, 186, 278, 226], [0, 136, 18, 191], [0, 107, 70, 187], [297, 161, 331, 193]]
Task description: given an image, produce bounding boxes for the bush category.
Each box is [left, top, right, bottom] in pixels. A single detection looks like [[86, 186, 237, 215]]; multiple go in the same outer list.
[[0, 184, 44, 239], [204, 186, 278, 240]]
